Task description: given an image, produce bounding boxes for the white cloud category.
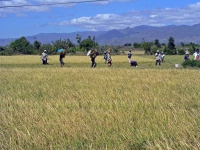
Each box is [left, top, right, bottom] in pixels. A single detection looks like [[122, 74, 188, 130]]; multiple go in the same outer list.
[[150, 15, 157, 18], [188, 2, 200, 9], [2, 0, 27, 5], [50, 2, 200, 31], [1, 1, 200, 31]]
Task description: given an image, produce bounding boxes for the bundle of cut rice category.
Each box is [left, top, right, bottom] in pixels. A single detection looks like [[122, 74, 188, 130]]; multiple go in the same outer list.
[[88, 49, 97, 57], [107, 48, 112, 53], [90, 49, 97, 55]]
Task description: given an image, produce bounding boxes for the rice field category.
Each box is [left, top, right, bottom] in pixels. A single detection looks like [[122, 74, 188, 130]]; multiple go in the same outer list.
[[0, 53, 200, 149]]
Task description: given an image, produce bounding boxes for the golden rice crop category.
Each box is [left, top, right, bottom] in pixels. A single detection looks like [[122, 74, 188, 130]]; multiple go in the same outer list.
[[0, 55, 200, 149]]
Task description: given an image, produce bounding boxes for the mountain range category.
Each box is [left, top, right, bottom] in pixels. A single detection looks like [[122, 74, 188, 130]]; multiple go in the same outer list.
[[1, 24, 200, 46]]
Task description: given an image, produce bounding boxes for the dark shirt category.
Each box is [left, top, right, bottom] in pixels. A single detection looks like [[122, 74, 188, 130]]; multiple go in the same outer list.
[[128, 53, 132, 58], [60, 53, 65, 59], [104, 53, 107, 60], [184, 54, 189, 61]]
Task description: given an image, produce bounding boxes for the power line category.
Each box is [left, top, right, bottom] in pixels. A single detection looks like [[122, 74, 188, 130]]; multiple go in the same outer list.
[[0, 0, 108, 8]]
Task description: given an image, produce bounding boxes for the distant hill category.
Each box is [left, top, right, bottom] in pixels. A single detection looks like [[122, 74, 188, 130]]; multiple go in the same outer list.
[[1, 24, 200, 46], [96, 24, 200, 45], [0, 31, 106, 46]]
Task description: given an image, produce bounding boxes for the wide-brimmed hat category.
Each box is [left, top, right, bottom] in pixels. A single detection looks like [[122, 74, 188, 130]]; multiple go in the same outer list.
[[156, 50, 159, 52]]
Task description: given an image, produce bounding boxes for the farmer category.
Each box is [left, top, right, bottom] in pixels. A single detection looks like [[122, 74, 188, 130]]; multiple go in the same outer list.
[[155, 50, 162, 66], [103, 51, 108, 63], [107, 49, 112, 67], [184, 51, 189, 61], [130, 60, 138, 67], [89, 49, 99, 68], [127, 51, 132, 63], [193, 49, 200, 60], [161, 52, 165, 62], [59, 50, 66, 67], [40, 50, 48, 65]]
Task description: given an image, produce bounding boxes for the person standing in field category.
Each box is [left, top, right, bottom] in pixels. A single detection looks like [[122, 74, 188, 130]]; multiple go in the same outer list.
[[89, 49, 99, 68], [59, 50, 66, 67], [127, 51, 132, 63], [107, 49, 112, 67], [103, 51, 108, 63], [184, 51, 189, 61], [161, 52, 165, 62], [40, 50, 48, 65], [155, 50, 161, 66], [193, 49, 200, 60]]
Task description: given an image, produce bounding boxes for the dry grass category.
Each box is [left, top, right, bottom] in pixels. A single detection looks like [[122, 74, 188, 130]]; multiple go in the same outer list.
[[0, 55, 200, 149]]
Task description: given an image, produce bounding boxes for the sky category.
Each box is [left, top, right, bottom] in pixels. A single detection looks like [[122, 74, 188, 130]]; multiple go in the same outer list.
[[0, 0, 200, 39]]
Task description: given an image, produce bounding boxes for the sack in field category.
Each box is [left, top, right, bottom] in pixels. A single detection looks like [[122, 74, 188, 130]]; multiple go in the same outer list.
[[57, 48, 64, 54]]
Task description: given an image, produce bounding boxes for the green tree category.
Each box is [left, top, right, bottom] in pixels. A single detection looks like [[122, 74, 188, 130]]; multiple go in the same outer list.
[[0, 46, 14, 55], [10, 36, 34, 54], [66, 38, 75, 48], [154, 39, 161, 48], [141, 42, 153, 54], [133, 42, 141, 48], [188, 42, 196, 54], [33, 40, 41, 50], [124, 43, 132, 46], [167, 37, 176, 54], [52, 39, 75, 53], [88, 36, 91, 40], [161, 43, 166, 46], [39, 44, 53, 54], [76, 34, 81, 45], [177, 48, 185, 55], [0, 46, 5, 52], [80, 36, 98, 51]]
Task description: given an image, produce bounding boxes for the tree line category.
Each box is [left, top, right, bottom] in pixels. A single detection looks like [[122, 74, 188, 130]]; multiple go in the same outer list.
[[0, 35, 199, 55], [0, 35, 121, 55], [130, 37, 200, 55]]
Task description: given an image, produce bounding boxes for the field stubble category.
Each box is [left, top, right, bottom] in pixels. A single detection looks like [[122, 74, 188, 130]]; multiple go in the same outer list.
[[0, 55, 200, 149]]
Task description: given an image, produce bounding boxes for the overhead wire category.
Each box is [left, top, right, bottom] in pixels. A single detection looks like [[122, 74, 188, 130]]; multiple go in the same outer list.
[[0, 0, 108, 8]]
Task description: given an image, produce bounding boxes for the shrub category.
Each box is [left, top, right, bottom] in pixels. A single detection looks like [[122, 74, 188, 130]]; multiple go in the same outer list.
[[177, 48, 185, 55], [182, 60, 200, 68]]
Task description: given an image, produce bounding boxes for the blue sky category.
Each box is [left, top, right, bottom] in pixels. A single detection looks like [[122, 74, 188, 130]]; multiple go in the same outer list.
[[0, 0, 200, 39]]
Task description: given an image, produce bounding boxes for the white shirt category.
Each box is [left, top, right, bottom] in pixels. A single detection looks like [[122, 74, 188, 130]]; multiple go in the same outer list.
[[193, 52, 198, 60], [41, 52, 48, 60]]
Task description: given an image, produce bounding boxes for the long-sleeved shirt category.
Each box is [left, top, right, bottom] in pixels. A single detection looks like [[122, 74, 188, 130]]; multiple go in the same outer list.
[[155, 53, 161, 60], [41, 52, 48, 60]]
